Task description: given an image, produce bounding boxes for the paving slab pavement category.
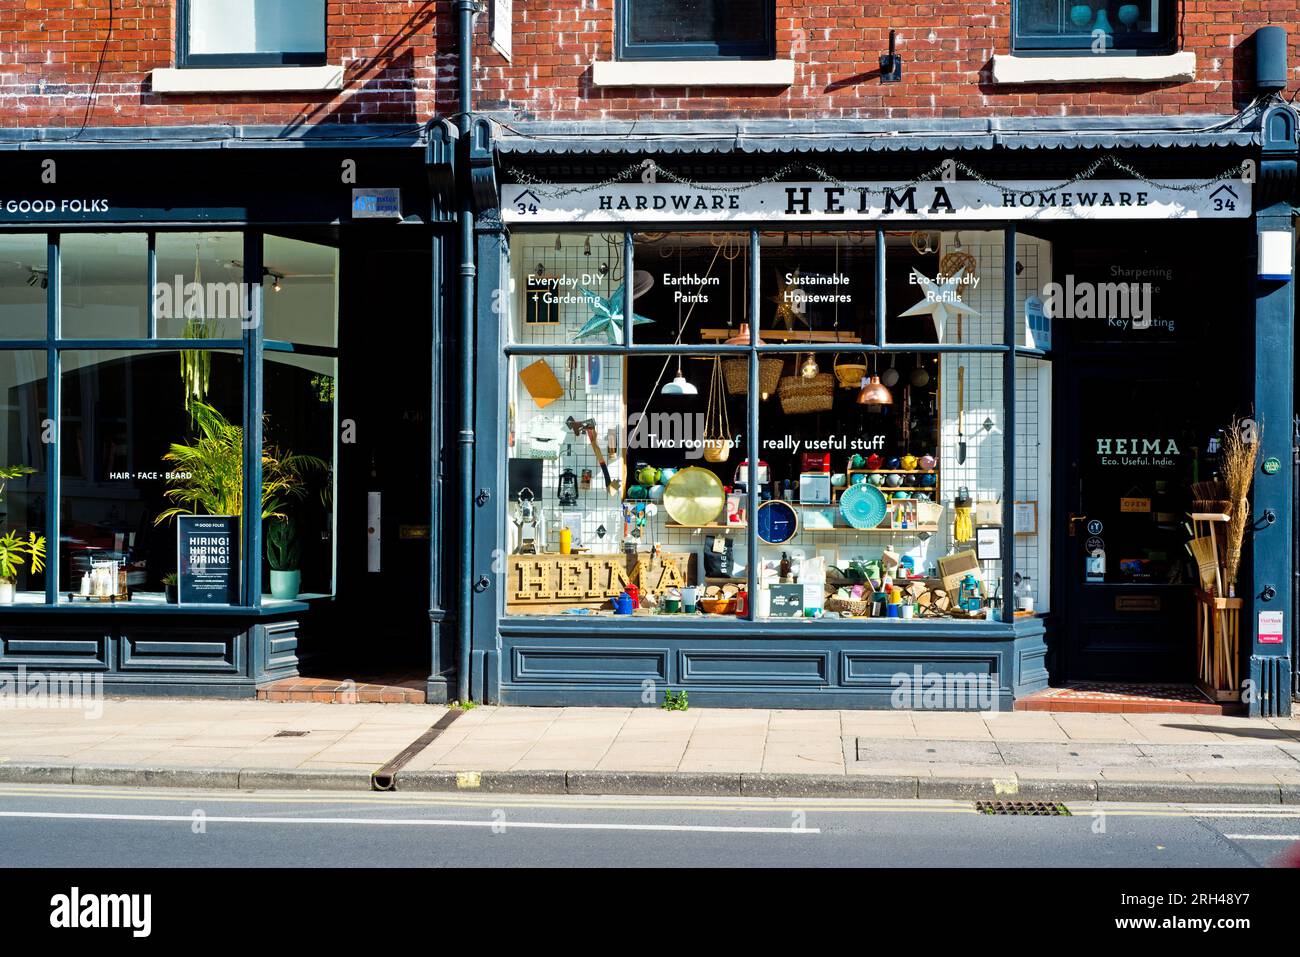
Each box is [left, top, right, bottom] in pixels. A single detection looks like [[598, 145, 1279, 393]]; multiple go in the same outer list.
[[1, 699, 1299, 803]]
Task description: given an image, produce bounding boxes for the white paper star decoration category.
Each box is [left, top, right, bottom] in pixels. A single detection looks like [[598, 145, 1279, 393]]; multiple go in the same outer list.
[[899, 267, 980, 342]]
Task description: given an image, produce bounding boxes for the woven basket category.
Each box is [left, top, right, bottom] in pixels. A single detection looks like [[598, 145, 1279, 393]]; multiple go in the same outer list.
[[702, 439, 731, 463], [826, 597, 873, 617], [777, 372, 835, 415], [833, 353, 868, 390], [723, 357, 784, 397]]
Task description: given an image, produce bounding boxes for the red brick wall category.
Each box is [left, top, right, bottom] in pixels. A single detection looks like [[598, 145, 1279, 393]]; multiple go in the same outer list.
[[0, 2, 1295, 131], [479, 1, 1300, 121], [0, 0, 448, 129]]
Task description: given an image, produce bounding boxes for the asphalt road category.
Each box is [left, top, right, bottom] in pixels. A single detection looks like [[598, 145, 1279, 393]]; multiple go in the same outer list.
[[1, 784, 1299, 868]]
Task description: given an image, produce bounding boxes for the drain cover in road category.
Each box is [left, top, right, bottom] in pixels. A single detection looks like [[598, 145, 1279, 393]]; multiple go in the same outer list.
[[976, 801, 1071, 816]]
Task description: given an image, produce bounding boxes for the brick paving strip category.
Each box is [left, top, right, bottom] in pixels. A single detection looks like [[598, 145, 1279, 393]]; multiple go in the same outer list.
[[0, 701, 1298, 805]]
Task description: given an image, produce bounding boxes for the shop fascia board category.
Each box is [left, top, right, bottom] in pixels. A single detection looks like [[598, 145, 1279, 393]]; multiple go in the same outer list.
[[989, 51, 1196, 85], [591, 58, 795, 88], [0, 124, 427, 151], [150, 65, 346, 95]]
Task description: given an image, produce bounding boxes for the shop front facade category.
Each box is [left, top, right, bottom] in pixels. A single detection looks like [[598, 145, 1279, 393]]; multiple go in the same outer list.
[[0, 134, 458, 699], [464, 113, 1298, 716]]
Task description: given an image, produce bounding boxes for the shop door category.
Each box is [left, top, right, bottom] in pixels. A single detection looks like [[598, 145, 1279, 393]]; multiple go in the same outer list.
[[1062, 363, 1204, 682]]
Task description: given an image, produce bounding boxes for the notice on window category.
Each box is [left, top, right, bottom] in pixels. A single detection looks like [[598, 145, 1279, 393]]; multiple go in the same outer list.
[[178, 515, 239, 606]]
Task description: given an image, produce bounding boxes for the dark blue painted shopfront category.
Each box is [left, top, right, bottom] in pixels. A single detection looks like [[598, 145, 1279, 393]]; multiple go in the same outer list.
[[0, 109, 1296, 715]]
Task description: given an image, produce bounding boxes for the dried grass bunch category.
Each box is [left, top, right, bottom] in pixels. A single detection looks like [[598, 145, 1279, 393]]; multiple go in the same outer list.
[[1219, 416, 1260, 591]]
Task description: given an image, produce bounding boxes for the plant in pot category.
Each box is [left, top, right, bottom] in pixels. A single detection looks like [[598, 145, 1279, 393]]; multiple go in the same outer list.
[[155, 402, 326, 523], [266, 516, 301, 600], [0, 530, 46, 605], [162, 572, 179, 604]]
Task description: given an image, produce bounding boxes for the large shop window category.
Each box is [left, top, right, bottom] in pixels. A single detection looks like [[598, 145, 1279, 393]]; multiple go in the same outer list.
[[617, 0, 775, 60], [1013, 0, 1176, 53], [503, 229, 1050, 626], [58, 350, 243, 604], [0, 229, 339, 610], [180, 0, 327, 67]]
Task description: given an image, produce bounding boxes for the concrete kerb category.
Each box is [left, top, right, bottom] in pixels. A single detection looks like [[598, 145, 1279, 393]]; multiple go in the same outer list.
[[0, 762, 1292, 806]]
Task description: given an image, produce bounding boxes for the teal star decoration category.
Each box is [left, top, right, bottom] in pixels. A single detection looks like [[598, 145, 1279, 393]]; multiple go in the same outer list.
[[574, 287, 653, 343]]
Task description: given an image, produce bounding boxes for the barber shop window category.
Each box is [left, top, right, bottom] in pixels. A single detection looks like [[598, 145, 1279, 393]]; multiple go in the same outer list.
[[618, 0, 775, 60], [1013, 0, 1177, 53], [179, 0, 327, 67]]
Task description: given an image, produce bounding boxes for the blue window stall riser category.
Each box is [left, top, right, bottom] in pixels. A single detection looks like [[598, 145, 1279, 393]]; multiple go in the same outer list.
[[470, 117, 1298, 715], [0, 137, 456, 701]]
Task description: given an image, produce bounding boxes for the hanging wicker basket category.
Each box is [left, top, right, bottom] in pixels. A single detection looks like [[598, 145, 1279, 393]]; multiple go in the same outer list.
[[702, 439, 731, 463], [777, 372, 835, 415], [723, 356, 784, 397], [832, 353, 869, 390], [702, 357, 734, 463]]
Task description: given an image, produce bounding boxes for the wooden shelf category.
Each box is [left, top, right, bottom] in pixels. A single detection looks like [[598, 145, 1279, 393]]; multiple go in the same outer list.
[[699, 328, 863, 343]]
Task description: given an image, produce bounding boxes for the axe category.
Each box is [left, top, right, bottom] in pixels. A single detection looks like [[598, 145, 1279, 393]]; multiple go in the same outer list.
[[566, 416, 618, 495]]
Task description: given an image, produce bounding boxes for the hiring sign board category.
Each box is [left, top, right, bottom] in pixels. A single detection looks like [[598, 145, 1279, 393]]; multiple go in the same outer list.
[[177, 515, 240, 606]]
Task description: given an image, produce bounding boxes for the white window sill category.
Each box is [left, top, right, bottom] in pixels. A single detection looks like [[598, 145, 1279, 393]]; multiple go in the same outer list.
[[591, 59, 794, 88], [151, 65, 345, 94], [990, 51, 1195, 85]]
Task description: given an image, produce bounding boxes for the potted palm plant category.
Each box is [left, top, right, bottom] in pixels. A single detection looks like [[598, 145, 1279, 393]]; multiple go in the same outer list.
[[0, 530, 45, 605], [162, 572, 179, 604], [155, 402, 325, 523], [266, 516, 301, 600]]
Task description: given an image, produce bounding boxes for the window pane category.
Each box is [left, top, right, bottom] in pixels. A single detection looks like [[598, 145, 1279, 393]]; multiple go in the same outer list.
[[1019, 1, 1161, 39], [754, 349, 1004, 624], [188, 0, 325, 55], [634, 231, 751, 348], [155, 232, 247, 340], [504, 352, 750, 617], [628, 0, 766, 45], [0, 351, 48, 604], [60, 233, 149, 339], [263, 234, 338, 348], [59, 350, 243, 605], [1016, 355, 1051, 615], [758, 230, 875, 348], [264, 354, 337, 600], [887, 230, 1004, 346], [508, 232, 631, 346], [0, 234, 48, 339]]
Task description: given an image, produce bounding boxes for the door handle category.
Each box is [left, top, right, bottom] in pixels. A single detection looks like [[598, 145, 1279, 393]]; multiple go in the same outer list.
[[1067, 513, 1088, 537]]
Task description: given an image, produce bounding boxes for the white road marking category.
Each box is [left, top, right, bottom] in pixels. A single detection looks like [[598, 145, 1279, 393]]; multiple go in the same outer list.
[[1223, 834, 1300, 841], [0, 810, 818, 836]]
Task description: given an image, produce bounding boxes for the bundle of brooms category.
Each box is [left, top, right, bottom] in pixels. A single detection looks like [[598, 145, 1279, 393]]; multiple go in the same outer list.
[[1219, 416, 1260, 596]]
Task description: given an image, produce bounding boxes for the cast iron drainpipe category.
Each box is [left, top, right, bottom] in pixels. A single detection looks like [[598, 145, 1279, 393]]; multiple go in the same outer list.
[[455, 0, 476, 704]]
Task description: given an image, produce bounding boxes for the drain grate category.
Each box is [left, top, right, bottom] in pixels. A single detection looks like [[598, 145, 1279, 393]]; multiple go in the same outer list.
[[274, 730, 310, 737], [976, 800, 1071, 816]]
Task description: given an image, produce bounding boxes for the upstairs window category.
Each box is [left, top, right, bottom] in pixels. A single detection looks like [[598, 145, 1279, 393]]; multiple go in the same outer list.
[[617, 0, 775, 60], [1013, 0, 1177, 54], [179, 0, 327, 67]]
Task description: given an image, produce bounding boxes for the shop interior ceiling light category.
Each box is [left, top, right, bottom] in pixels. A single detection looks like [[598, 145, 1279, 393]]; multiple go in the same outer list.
[[857, 374, 894, 406], [661, 372, 698, 396]]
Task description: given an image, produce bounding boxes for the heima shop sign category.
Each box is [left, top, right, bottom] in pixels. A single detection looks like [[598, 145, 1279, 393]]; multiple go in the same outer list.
[[502, 179, 1251, 224]]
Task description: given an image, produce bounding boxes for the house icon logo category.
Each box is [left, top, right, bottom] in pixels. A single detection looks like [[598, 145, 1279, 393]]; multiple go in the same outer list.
[[1209, 184, 1238, 201]]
